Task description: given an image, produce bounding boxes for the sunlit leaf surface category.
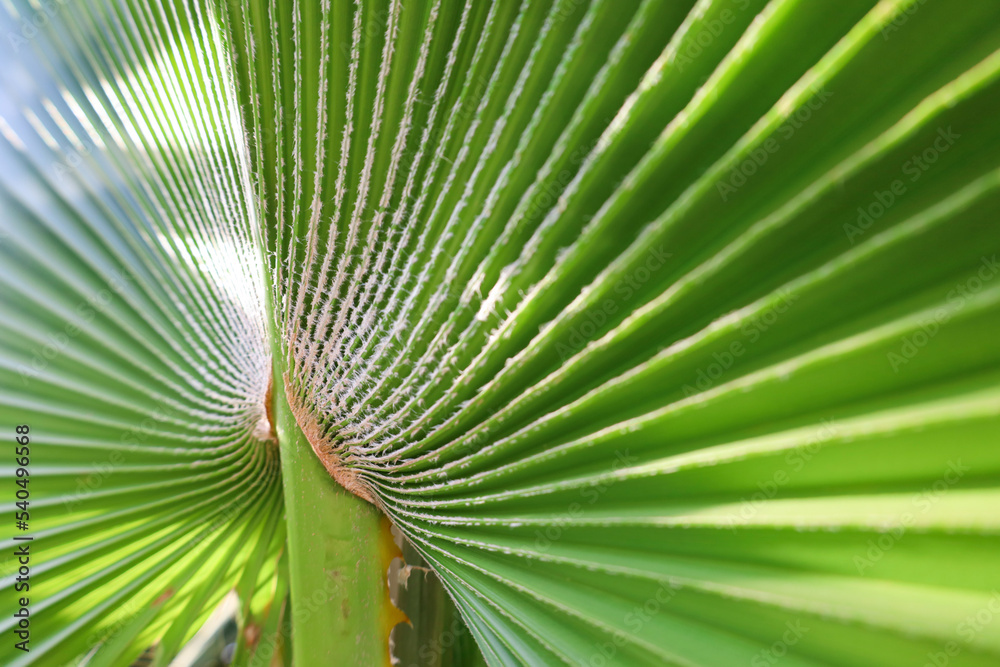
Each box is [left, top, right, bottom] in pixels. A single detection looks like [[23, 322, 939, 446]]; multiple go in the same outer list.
[[3, 0, 1000, 665]]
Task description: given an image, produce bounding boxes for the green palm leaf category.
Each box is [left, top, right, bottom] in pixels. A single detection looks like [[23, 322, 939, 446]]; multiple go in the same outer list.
[[0, 1, 283, 663], [3, 0, 1000, 665]]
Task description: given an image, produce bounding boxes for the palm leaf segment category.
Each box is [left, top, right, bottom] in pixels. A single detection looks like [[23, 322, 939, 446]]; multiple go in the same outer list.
[[3, 0, 1000, 665]]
